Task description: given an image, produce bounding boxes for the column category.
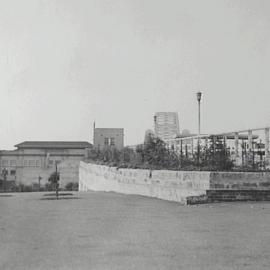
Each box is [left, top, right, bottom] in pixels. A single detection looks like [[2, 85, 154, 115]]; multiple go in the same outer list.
[[234, 132, 239, 156], [248, 130, 253, 165], [213, 136, 216, 155], [205, 137, 208, 150], [248, 130, 253, 151], [223, 135, 227, 149], [234, 132, 240, 165], [265, 128, 270, 167]]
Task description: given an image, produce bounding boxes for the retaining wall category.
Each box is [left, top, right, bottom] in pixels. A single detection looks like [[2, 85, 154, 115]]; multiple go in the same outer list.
[[210, 172, 270, 190], [79, 162, 210, 204], [79, 162, 270, 204]]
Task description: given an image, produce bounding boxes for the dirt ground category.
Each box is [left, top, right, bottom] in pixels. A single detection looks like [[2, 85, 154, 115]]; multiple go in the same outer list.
[[0, 191, 270, 270]]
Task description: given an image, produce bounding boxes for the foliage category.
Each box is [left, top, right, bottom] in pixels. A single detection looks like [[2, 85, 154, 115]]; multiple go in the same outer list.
[[198, 136, 234, 171], [87, 136, 237, 171], [136, 137, 180, 170], [48, 171, 60, 184], [65, 182, 79, 191]]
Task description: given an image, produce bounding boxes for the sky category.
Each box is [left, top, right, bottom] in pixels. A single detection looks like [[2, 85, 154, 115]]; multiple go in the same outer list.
[[0, 0, 270, 149]]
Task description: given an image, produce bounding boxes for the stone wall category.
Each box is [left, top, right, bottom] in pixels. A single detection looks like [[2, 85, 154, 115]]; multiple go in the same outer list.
[[209, 172, 270, 190], [79, 163, 270, 204], [79, 162, 210, 204]]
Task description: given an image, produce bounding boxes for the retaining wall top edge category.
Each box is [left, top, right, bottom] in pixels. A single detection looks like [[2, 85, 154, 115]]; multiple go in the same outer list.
[[80, 162, 212, 175], [80, 162, 270, 177], [209, 171, 270, 177]]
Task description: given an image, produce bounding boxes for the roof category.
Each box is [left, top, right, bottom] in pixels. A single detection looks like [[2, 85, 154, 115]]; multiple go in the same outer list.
[[15, 141, 92, 149], [94, 128, 124, 135], [94, 128, 124, 131]]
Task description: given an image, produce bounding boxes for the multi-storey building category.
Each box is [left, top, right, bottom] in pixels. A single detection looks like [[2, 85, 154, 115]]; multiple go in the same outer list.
[[154, 112, 180, 141], [93, 128, 124, 150], [0, 141, 92, 190]]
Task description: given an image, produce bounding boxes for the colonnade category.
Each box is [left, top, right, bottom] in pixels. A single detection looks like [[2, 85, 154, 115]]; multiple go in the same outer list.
[[166, 127, 270, 167]]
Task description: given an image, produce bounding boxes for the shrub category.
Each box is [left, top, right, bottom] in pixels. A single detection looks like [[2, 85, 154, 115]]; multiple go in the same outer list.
[[65, 182, 78, 191]]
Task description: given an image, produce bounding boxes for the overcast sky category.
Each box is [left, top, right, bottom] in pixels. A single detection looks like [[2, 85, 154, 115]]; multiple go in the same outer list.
[[0, 0, 269, 149]]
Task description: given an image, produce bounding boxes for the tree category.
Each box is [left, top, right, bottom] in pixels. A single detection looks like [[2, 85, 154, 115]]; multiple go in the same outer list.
[[48, 171, 60, 199], [136, 136, 180, 170], [201, 136, 234, 170]]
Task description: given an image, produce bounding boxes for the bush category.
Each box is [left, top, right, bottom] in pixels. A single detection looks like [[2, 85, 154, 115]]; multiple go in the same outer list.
[[15, 184, 33, 192], [85, 136, 246, 172], [65, 182, 78, 191]]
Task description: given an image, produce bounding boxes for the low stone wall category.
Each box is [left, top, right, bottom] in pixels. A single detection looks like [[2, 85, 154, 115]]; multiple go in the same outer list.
[[210, 172, 270, 190], [79, 163, 270, 204], [79, 162, 210, 204]]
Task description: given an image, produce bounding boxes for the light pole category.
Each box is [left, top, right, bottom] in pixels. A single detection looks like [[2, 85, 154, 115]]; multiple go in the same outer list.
[[2, 168, 8, 192], [38, 175, 42, 192], [196, 92, 202, 135], [196, 92, 202, 163], [55, 162, 59, 200]]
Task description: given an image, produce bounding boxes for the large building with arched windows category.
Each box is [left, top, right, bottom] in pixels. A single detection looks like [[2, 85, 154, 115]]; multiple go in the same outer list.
[[0, 141, 92, 190]]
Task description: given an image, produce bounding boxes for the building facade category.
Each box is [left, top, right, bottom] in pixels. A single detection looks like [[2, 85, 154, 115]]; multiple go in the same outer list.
[[154, 112, 180, 141], [0, 141, 92, 190], [93, 128, 124, 150], [165, 128, 270, 168]]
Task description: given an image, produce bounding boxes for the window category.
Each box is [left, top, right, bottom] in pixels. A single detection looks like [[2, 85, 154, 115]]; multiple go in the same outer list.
[[10, 160, 16, 167], [110, 138, 115, 146], [54, 160, 61, 165], [2, 169, 8, 175], [10, 170, 16, 176], [36, 160, 40, 167], [24, 160, 28, 167], [29, 160, 35, 167], [104, 138, 109, 146], [2, 160, 8, 166]]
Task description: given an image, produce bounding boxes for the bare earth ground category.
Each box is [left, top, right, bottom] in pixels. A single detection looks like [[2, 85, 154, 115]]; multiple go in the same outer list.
[[0, 192, 270, 270]]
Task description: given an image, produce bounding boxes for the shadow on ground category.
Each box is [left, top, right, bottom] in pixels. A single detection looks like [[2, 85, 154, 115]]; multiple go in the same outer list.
[[43, 193, 74, 196], [41, 192, 80, 200], [40, 197, 81, 200], [0, 194, 13, 197]]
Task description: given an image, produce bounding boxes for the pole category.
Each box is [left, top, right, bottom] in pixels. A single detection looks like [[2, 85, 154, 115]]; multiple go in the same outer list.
[[196, 92, 202, 164], [180, 140, 183, 160], [55, 163, 58, 200], [3, 168, 7, 192], [248, 130, 252, 166], [259, 139, 263, 168], [265, 128, 270, 168], [198, 100, 201, 136], [38, 175, 42, 192]]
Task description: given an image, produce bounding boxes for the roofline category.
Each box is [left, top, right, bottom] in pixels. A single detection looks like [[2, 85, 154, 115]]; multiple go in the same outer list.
[[94, 128, 124, 130], [14, 141, 92, 149]]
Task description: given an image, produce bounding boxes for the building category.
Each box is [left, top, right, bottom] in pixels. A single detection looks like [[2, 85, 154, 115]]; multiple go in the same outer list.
[[154, 112, 180, 141], [0, 141, 92, 190], [165, 128, 270, 167], [93, 128, 124, 150]]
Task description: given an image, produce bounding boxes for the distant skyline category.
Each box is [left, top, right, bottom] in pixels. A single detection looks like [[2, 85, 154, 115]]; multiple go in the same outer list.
[[0, 0, 270, 149]]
